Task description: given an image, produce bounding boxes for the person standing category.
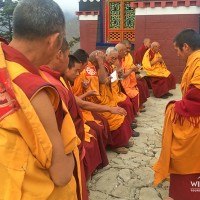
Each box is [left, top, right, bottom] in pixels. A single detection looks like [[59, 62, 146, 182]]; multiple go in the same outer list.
[[0, 0, 77, 199], [153, 29, 200, 200]]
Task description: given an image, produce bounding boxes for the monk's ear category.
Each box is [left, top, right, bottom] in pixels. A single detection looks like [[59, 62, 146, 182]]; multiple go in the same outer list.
[[56, 50, 63, 60], [47, 32, 62, 50], [183, 43, 190, 51]]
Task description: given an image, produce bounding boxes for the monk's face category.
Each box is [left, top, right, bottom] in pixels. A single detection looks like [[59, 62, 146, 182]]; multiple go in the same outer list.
[[173, 42, 190, 62], [125, 44, 131, 53], [118, 45, 127, 58], [106, 51, 118, 65], [152, 44, 160, 53], [65, 62, 82, 82], [144, 39, 151, 48]]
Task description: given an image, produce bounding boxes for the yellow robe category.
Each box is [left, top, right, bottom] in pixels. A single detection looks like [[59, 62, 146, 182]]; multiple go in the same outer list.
[[0, 44, 80, 200], [142, 49, 171, 77], [72, 63, 124, 131], [121, 53, 139, 99], [153, 50, 200, 186]]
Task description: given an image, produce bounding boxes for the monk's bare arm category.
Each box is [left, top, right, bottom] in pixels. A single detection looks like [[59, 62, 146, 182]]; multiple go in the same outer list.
[[75, 96, 127, 116], [31, 90, 74, 186], [96, 52, 108, 84], [78, 90, 99, 100]]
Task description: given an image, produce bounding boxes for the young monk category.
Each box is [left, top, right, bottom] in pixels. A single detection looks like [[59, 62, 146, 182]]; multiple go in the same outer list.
[[142, 41, 176, 98], [0, 0, 77, 199], [40, 39, 101, 200], [72, 50, 134, 154], [153, 29, 200, 200]]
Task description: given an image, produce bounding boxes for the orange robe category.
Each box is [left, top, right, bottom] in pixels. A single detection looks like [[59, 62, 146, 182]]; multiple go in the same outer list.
[[104, 61, 135, 124], [120, 53, 139, 114], [40, 66, 104, 193], [72, 62, 132, 148], [142, 49, 176, 97], [1, 43, 81, 200], [153, 50, 200, 199]]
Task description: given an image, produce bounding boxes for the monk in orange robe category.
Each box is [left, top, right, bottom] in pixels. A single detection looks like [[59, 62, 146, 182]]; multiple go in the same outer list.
[[40, 40, 108, 199], [142, 41, 176, 98], [104, 46, 141, 133], [0, 1, 79, 199], [122, 40, 150, 111], [72, 50, 134, 154], [153, 29, 200, 200], [115, 42, 140, 115]]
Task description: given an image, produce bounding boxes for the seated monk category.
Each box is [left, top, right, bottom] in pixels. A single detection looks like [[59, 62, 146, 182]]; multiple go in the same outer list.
[[104, 46, 140, 133], [115, 42, 140, 116], [133, 38, 151, 66], [122, 39, 150, 111], [72, 50, 134, 154], [142, 41, 176, 98], [73, 49, 113, 147]]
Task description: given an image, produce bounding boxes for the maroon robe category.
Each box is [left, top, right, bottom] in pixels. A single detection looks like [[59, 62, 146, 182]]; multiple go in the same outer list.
[[134, 44, 148, 65], [137, 78, 150, 107], [2, 44, 83, 200], [148, 74, 176, 97], [40, 66, 96, 199]]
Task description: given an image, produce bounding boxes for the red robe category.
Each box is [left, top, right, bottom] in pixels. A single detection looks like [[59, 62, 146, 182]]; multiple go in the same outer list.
[[40, 67, 108, 182], [137, 78, 150, 107], [134, 44, 148, 65]]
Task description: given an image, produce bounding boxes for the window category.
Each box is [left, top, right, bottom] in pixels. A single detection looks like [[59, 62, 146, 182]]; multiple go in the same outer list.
[[104, 0, 135, 43]]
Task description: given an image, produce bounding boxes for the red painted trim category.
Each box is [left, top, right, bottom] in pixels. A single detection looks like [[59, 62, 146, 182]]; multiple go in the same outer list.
[[130, 0, 200, 8]]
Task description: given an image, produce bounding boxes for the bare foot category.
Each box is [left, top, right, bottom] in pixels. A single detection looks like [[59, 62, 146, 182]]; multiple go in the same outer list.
[[164, 197, 174, 200]]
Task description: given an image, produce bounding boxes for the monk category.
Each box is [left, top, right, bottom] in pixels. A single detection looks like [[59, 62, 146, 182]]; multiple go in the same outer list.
[[104, 46, 139, 132], [134, 38, 151, 65], [115, 42, 140, 117], [122, 39, 150, 112], [72, 50, 134, 154], [0, 0, 78, 199], [73, 48, 89, 68], [153, 29, 200, 200], [40, 39, 90, 199], [142, 41, 176, 98]]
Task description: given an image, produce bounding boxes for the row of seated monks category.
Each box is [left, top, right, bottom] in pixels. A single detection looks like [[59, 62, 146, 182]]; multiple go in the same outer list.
[[0, 35, 175, 200], [55, 38, 175, 199]]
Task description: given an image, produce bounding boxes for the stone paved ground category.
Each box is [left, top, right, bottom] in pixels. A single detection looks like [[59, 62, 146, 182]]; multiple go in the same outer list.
[[88, 84, 182, 200]]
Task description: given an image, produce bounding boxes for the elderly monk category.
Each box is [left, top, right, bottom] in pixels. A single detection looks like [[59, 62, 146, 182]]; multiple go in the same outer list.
[[134, 38, 151, 65], [72, 50, 134, 154], [104, 47, 136, 124], [0, 0, 78, 199], [122, 40, 150, 112], [115, 42, 140, 116], [142, 41, 176, 98], [153, 29, 200, 200]]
